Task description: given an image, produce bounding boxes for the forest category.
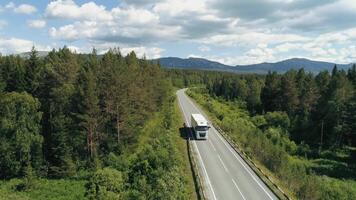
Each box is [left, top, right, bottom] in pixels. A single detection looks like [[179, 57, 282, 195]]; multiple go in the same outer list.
[[0, 47, 195, 199], [168, 66, 356, 199], [1, 46, 355, 199]]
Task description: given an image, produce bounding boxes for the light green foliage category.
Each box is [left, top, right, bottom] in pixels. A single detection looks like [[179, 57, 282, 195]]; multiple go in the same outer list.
[[83, 96, 193, 200], [264, 111, 290, 130], [0, 92, 42, 178], [0, 179, 86, 200], [86, 168, 123, 200]]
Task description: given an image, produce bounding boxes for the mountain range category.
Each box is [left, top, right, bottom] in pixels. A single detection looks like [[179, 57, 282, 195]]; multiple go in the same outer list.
[[156, 57, 354, 74], [18, 51, 354, 74]]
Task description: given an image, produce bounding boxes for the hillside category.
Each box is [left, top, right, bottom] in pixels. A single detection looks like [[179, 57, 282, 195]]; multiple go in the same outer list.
[[157, 57, 353, 74]]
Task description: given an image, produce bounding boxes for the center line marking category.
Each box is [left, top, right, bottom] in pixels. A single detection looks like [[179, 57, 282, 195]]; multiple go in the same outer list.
[[184, 90, 275, 200], [209, 140, 217, 152], [218, 155, 229, 173], [177, 91, 218, 200], [232, 179, 247, 200]]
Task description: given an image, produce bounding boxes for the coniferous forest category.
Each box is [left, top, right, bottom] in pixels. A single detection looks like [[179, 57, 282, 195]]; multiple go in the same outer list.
[[0, 47, 194, 200], [1, 46, 356, 199], [168, 67, 356, 199]]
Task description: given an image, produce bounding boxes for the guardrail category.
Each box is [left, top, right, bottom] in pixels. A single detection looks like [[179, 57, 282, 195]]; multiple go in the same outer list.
[[213, 123, 292, 200], [187, 135, 207, 200]]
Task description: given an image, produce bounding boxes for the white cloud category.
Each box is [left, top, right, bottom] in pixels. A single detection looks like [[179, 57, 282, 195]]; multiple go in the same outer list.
[[0, 37, 34, 54], [46, 0, 112, 21], [28, 20, 46, 28], [14, 4, 37, 14], [120, 46, 164, 59], [40, 0, 356, 65], [200, 31, 308, 47]]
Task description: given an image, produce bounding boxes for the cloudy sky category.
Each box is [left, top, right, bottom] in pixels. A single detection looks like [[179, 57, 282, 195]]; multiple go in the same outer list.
[[0, 0, 355, 65]]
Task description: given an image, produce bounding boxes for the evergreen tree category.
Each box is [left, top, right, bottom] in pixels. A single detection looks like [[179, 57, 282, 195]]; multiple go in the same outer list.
[[43, 47, 79, 177], [261, 71, 281, 112], [76, 52, 101, 165], [25, 46, 43, 96], [280, 70, 299, 115]]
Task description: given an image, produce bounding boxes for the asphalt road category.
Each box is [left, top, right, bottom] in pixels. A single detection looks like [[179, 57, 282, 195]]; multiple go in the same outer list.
[[177, 89, 278, 200]]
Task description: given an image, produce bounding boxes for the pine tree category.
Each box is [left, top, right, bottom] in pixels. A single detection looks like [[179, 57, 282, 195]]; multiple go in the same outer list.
[[25, 46, 43, 96], [261, 71, 281, 112]]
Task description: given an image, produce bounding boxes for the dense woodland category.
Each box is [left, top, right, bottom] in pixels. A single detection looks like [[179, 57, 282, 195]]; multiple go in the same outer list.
[[0, 47, 193, 199], [168, 67, 356, 199], [168, 66, 356, 149], [1, 46, 355, 199]]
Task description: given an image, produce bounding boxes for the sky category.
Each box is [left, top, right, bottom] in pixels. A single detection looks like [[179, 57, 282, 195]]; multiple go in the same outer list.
[[0, 0, 356, 65]]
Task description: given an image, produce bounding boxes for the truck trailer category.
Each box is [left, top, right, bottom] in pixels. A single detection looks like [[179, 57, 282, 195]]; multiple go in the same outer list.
[[191, 114, 210, 140]]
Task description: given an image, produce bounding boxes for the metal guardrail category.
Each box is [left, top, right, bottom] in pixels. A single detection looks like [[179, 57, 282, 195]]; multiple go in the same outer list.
[[187, 135, 207, 200], [213, 123, 292, 200]]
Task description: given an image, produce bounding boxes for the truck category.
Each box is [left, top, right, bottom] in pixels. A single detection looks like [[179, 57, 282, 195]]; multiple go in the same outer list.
[[191, 113, 210, 140]]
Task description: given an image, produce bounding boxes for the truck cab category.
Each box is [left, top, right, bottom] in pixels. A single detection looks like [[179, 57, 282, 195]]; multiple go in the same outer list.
[[191, 114, 210, 140]]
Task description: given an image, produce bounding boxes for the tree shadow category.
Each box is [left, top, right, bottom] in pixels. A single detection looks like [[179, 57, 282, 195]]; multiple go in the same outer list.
[[178, 123, 202, 200], [179, 123, 195, 140]]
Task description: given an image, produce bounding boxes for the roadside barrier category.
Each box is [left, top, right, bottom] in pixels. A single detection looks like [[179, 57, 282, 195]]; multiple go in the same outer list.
[[187, 135, 207, 200], [213, 123, 292, 200]]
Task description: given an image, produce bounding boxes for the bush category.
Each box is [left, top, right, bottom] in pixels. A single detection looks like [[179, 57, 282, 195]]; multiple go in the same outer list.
[[85, 168, 124, 200], [264, 111, 290, 129]]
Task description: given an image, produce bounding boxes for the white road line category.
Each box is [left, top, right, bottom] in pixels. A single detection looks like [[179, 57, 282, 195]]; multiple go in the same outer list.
[[177, 92, 218, 200], [184, 91, 275, 200], [232, 179, 247, 200], [209, 140, 217, 152], [217, 155, 229, 173], [213, 128, 274, 200]]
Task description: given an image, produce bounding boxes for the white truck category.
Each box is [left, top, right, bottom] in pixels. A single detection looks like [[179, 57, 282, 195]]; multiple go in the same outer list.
[[191, 114, 210, 140]]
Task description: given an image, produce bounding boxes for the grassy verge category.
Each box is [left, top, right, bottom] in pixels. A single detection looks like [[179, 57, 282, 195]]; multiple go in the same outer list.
[[185, 88, 296, 199], [173, 98, 199, 200], [187, 88, 356, 200]]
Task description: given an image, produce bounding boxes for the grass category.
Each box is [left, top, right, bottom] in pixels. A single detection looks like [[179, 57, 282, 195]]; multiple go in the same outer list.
[[0, 178, 87, 200]]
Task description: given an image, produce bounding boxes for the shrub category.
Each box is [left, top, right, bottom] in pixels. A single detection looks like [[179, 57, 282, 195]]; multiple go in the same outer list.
[[85, 168, 124, 200]]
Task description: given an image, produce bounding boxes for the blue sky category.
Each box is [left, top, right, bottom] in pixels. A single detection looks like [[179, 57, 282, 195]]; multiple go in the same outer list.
[[0, 0, 356, 65]]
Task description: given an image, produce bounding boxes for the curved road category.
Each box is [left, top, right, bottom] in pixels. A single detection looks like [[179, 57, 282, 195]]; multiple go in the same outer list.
[[177, 89, 278, 200]]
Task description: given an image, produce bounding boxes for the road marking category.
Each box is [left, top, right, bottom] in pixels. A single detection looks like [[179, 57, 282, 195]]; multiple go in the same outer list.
[[177, 92, 218, 200], [213, 128, 274, 200], [183, 91, 275, 200], [209, 140, 217, 152], [232, 179, 247, 200], [217, 155, 229, 173]]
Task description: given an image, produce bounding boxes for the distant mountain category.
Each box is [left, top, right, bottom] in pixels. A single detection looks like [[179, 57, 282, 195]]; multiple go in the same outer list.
[[156, 57, 354, 74], [18, 51, 49, 58], [16, 51, 353, 74], [154, 57, 237, 72]]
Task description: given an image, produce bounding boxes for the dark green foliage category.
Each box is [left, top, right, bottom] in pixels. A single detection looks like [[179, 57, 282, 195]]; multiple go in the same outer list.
[[0, 46, 192, 199]]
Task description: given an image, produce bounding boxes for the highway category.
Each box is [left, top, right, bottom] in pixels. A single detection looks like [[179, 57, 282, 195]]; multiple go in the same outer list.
[[177, 89, 278, 200]]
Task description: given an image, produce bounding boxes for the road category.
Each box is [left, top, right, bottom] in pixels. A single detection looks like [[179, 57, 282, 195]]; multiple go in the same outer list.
[[177, 89, 278, 200]]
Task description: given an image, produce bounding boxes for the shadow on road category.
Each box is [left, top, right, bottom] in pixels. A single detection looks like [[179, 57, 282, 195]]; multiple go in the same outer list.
[[179, 123, 196, 140]]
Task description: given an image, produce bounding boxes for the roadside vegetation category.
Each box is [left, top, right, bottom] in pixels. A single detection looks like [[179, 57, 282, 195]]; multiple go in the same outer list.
[[175, 65, 356, 200], [0, 47, 195, 199]]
